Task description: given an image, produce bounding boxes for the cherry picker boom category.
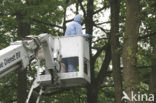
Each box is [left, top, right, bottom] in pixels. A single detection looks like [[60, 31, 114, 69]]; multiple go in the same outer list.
[[0, 33, 90, 103]]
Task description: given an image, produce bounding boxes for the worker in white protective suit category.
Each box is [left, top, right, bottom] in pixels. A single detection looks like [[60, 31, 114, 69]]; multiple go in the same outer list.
[[63, 14, 90, 72], [65, 14, 83, 36]]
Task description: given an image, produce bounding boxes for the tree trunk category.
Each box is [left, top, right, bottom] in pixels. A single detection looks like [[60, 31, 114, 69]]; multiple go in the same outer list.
[[122, 0, 140, 102], [85, 0, 94, 82], [85, 0, 113, 103], [149, 32, 156, 103], [16, 13, 30, 103], [110, 0, 122, 102], [85, 0, 98, 103], [84, 0, 95, 102]]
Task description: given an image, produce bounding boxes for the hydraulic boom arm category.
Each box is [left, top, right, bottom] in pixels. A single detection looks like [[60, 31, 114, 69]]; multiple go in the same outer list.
[[0, 36, 39, 78]]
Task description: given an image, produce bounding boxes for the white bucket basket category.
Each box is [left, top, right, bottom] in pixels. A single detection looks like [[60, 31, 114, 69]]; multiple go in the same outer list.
[[37, 35, 90, 88], [54, 35, 91, 87]]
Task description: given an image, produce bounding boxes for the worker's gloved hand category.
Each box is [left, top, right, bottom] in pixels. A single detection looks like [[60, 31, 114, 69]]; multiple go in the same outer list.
[[84, 34, 94, 39]]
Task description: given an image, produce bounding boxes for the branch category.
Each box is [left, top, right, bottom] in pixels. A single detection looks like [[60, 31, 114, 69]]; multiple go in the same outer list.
[[138, 32, 156, 40], [95, 43, 111, 89], [100, 84, 114, 88], [65, 19, 74, 23], [93, 43, 108, 63], [78, 0, 86, 17], [92, 37, 108, 43], [93, 24, 110, 34], [137, 65, 151, 69], [120, 65, 151, 70], [101, 71, 112, 77], [0, 12, 4, 16], [32, 18, 63, 29], [93, 6, 106, 14], [94, 21, 110, 25]]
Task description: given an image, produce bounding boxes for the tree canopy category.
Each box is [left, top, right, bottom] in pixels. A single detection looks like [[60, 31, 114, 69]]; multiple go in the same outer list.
[[0, 0, 156, 103]]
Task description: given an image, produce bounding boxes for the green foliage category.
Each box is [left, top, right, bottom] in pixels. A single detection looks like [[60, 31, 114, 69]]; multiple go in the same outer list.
[[40, 88, 87, 103], [98, 87, 114, 103], [0, 0, 156, 102], [0, 72, 17, 103]]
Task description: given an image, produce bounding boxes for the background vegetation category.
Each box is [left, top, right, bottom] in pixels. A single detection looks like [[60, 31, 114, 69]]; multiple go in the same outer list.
[[0, 0, 156, 103]]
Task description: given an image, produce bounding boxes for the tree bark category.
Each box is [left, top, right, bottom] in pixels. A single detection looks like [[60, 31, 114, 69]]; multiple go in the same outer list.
[[149, 32, 156, 103], [110, 0, 122, 102], [122, 0, 140, 102], [87, 44, 111, 103], [16, 13, 30, 103], [85, 0, 94, 82], [85, 0, 96, 103], [85, 0, 113, 103]]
